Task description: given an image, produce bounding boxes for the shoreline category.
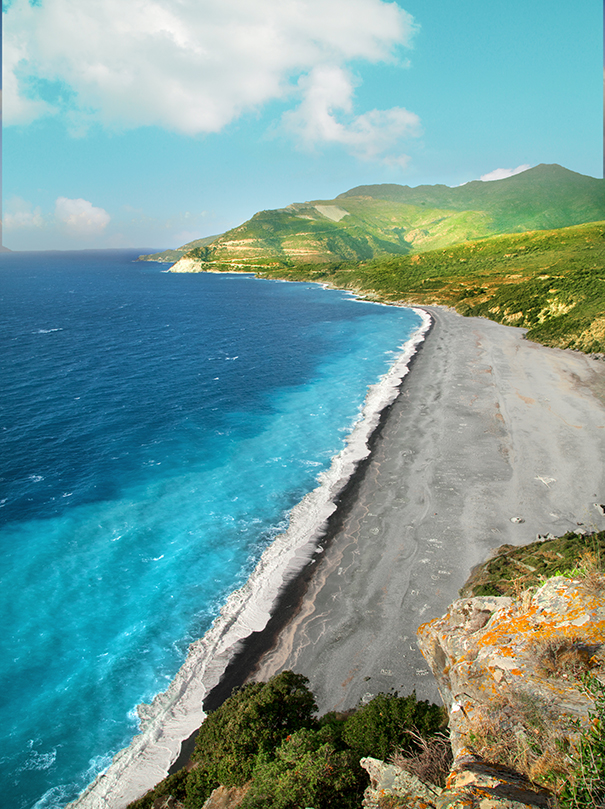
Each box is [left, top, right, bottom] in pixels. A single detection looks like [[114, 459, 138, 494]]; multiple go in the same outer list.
[[67, 308, 432, 809], [248, 306, 605, 715], [68, 304, 605, 809]]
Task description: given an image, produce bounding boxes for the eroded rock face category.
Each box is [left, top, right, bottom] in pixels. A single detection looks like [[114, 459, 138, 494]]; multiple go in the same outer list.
[[201, 784, 249, 809], [360, 756, 442, 808], [359, 754, 550, 809], [436, 756, 551, 809], [417, 576, 604, 782]]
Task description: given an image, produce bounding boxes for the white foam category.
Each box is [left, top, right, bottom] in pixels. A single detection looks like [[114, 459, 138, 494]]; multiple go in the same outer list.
[[67, 308, 431, 809]]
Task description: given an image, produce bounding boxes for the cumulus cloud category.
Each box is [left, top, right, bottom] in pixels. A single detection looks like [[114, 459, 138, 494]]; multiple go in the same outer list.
[[479, 164, 532, 182], [282, 65, 420, 164], [4, 0, 417, 140], [3, 197, 46, 231], [55, 197, 111, 234]]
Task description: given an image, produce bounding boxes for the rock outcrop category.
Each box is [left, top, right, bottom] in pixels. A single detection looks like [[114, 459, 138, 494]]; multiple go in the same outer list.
[[360, 754, 551, 809], [201, 785, 249, 809], [360, 756, 443, 808], [365, 574, 604, 808], [415, 575, 604, 806]]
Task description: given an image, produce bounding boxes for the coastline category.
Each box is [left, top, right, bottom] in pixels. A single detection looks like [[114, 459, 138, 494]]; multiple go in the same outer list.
[[67, 308, 432, 809], [68, 304, 605, 809], [249, 306, 605, 714]]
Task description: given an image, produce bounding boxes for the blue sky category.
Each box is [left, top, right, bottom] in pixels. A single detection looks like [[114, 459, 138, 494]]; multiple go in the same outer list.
[[2, 0, 603, 251]]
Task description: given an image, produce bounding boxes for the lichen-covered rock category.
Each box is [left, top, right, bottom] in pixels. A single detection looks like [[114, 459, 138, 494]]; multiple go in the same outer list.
[[417, 576, 604, 785], [435, 755, 551, 808], [360, 756, 442, 808]]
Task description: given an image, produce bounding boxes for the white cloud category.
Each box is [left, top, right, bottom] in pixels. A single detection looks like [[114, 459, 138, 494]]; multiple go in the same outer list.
[[3, 197, 46, 231], [55, 197, 111, 234], [4, 0, 417, 138], [282, 65, 420, 164], [479, 164, 532, 182]]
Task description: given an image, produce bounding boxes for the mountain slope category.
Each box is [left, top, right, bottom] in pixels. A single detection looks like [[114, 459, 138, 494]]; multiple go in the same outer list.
[[341, 163, 605, 234], [149, 164, 605, 270], [247, 219, 605, 354]]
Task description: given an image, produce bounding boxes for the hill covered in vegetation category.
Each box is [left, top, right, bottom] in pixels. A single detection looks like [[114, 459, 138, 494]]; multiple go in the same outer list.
[[140, 165, 605, 268], [250, 219, 605, 354]]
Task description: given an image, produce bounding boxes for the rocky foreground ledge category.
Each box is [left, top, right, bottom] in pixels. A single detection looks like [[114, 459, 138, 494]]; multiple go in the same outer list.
[[360, 571, 605, 809]]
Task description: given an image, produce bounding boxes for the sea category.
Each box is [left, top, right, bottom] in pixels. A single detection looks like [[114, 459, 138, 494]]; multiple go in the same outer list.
[[0, 249, 423, 809]]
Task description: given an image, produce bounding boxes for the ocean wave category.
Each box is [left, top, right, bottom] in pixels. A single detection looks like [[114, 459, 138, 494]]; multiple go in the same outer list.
[[67, 308, 431, 809], [21, 741, 57, 773]]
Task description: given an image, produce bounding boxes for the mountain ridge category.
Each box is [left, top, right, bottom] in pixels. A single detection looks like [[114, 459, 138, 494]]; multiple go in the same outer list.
[[139, 164, 605, 268]]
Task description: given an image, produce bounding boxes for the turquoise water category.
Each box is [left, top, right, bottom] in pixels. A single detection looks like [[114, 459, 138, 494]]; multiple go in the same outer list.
[[0, 251, 422, 808]]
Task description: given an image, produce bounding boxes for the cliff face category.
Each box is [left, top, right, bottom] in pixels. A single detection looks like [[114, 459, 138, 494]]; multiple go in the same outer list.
[[412, 576, 604, 807]]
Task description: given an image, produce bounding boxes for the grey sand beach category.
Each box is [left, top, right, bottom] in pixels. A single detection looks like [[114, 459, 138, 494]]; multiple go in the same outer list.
[[251, 306, 605, 711]]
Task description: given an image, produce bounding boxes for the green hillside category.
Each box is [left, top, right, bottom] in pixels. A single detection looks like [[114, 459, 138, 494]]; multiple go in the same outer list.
[[257, 220, 605, 354], [140, 164, 605, 268], [137, 234, 220, 263], [175, 200, 493, 267], [341, 163, 605, 234]]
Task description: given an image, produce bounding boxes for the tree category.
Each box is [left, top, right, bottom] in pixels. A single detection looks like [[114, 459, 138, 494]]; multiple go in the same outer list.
[[185, 671, 317, 807]]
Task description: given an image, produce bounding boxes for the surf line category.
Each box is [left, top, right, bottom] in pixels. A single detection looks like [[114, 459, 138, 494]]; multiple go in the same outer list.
[[68, 306, 432, 809]]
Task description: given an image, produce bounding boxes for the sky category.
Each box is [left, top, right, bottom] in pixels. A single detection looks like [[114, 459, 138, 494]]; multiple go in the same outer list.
[[2, 0, 603, 251]]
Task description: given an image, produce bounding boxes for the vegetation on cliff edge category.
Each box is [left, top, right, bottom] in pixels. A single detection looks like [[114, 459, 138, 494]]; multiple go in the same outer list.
[[126, 671, 445, 809]]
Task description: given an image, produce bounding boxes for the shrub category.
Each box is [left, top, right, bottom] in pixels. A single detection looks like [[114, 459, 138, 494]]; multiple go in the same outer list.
[[128, 678, 445, 809], [341, 692, 445, 761], [239, 727, 365, 809], [185, 671, 317, 806]]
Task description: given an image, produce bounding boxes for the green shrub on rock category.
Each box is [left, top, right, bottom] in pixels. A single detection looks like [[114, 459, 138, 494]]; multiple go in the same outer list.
[[342, 692, 445, 761], [185, 671, 317, 806]]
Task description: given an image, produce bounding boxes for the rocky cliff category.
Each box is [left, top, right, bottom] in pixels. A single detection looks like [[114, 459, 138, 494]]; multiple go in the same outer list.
[[378, 573, 605, 808]]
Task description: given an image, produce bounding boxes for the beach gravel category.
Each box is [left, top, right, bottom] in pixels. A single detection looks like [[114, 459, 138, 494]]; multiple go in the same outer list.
[[251, 307, 605, 711]]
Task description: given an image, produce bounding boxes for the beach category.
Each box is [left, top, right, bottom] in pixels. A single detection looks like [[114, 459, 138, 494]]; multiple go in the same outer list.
[[69, 306, 605, 809], [248, 305, 605, 711]]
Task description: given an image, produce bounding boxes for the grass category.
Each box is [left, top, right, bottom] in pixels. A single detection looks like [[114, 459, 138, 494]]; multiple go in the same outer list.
[[460, 530, 605, 598], [534, 636, 602, 680], [559, 676, 605, 808], [389, 730, 452, 788], [467, 690, 574, 786]]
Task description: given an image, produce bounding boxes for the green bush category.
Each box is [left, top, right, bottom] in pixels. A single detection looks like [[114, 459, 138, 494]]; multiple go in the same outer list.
[[240, 727, 365, 809], [185, 671, 317, 806], [342, 692, 445, 761], [128, 676, 446, 809]]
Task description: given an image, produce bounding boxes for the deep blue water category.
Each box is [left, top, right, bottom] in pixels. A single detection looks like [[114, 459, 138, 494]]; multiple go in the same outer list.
[[0, 250, 421, 808]]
